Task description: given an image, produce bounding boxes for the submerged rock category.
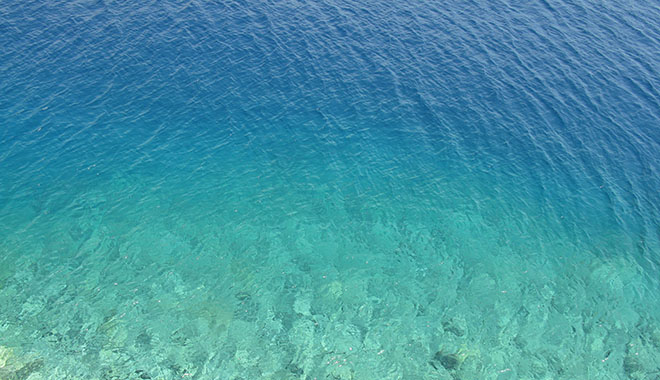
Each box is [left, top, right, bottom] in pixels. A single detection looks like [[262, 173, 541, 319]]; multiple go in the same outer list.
[[432, 351, 460, 371], [0, 352, 44, 380]]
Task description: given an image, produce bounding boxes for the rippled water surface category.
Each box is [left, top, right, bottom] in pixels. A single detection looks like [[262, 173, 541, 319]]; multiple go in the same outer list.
[[1, 0, 660, 379]]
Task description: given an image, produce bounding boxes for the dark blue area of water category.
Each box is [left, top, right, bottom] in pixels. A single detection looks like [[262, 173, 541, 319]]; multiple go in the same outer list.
[[2, 0, 659, 216]]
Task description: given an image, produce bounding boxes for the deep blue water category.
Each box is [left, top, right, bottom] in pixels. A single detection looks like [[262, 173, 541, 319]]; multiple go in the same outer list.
[[1, 0, 660, 378]]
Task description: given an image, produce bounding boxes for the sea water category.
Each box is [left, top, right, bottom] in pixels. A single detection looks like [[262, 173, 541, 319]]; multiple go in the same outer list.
[[1, 0, 660, 379]]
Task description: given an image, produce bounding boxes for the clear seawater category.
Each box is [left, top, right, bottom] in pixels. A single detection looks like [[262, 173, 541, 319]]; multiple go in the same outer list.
[[1, 0, 660, 378]]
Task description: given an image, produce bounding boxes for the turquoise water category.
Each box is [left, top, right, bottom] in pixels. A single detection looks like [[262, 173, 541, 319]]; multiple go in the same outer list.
[[1, 0, 660, 379]]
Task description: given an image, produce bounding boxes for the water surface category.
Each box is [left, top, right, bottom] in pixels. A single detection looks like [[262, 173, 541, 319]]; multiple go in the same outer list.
[[1, 0, 660, 378]]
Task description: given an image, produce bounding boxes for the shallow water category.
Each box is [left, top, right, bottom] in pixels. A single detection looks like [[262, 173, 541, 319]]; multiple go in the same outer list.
[[1, 0, 660, 379]]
